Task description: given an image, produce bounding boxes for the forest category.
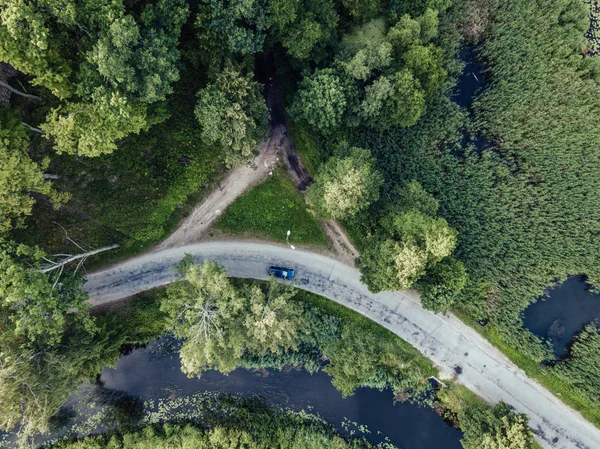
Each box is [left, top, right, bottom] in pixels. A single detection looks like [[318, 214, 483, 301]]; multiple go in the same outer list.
[[1, 0, 600, 446]]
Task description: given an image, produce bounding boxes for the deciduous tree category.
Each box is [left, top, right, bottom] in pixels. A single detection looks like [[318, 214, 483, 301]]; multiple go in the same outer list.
[[162, 258, 302, 377], [419, 257, 467, 313], [459, 402, 534, 449], [0, 107, 66, 235], [0, 242, 93, 344], [0, 0, 75, 98], [269, 0, 338, 60], [289, 68, 349, 133], [306, 146, 383, 219], [195, 67, 269, 166], [357, 181, 457, 292], [41, 86, 147, 156], [244, 279, 302, 354]]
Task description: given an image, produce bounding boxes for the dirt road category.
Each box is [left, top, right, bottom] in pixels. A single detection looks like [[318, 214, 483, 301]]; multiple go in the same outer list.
[[155, 126, 284, 249], [84, 241, 600, 449]]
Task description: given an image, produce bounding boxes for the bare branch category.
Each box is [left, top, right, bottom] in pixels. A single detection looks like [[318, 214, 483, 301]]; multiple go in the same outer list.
[[0, 80, 41, 101], [21, 122, 46, 134], [53, 222, 86, 252], [39, 244, 120, 274]]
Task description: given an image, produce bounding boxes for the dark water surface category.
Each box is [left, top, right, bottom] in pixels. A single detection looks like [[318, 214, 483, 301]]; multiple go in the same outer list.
[[98, 339, 462, 449], [453, 47, 486, 109], [523, 277, 600, 357], [1, 338, 462, 449]]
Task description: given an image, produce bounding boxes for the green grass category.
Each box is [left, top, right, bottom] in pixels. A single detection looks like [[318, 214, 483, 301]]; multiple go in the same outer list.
[[287, 119, 324, 175], [91, 288, 167, 345], [455, 310, 600, 428], [295, 288, 438, 377], [215, 171, 329, 247]]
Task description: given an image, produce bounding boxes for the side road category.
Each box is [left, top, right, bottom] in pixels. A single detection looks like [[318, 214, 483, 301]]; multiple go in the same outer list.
[[84, 241, 600, 449]]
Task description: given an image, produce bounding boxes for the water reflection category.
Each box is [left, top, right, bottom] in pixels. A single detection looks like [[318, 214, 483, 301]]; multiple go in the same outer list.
[[453, 47, 486, 109], [98, 338, 462, 449]]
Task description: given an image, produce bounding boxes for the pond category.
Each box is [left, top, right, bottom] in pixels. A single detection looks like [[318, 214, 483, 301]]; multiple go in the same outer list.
[[2, 337, 463, 449], [523, 276, 600, 357], [453, 47, 486, 109]]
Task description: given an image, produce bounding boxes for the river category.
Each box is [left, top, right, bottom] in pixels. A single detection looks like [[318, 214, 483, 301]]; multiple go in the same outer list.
[[1, 337, 462, 449]]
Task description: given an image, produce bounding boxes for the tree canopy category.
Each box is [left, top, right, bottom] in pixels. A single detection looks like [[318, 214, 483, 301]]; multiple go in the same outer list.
[[162, 258, 302, 377], [195, 67, 269, 166], [289, 68, 350, 134], [459, 402, 535, 449], [0, 107, 65, 235], [0, 240, 122, 437], [357, 181, 458, 292], [306, 146, 383, 219]]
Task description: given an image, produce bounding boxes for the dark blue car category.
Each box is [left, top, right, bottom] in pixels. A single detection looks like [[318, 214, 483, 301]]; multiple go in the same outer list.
[[269, 266, 295, 281]]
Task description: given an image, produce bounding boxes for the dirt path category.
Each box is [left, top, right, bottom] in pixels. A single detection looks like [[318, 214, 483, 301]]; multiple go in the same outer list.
[[323, 220, 360, 264], [280, 133, 359, 265], [155, 125, 285, 250], [281, 136, 313, 191], [157, 119, 359, 265]]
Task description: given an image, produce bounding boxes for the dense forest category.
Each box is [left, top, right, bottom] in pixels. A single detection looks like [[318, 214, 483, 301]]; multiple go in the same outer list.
[[1, 0, 600, 445]]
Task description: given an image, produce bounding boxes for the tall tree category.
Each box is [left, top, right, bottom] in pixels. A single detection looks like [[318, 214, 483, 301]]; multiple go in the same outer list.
[[0, 240, 121, 437], [0, 107, 66, 235], [306, 146, 383, 219], [0, 0, 188, 157], [338, 0, 381, 22], [196, 0, 269, 56], [269, 0, 338, 61], [289, 68, 350, 134], [195, 67, 268, 166], [0, 0, 77, 98], [163, 259, 246, 376], [357, 181, 457, 292], [162, 258, 302, 377], [0, 242, 93, 344], [87, 0, 189, 104], [418, 256, 467, 313], [41, 86, 147, 157], [244, 279, 302, 355], [459, 402, 534, 449]]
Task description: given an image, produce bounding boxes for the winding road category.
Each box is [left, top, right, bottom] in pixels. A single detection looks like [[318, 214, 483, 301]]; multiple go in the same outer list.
[[84, 241, 600, 449]]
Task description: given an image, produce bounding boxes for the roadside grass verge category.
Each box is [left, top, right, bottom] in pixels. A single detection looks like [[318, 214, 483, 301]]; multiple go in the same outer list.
[[214, 171, 329, 248], [294, 287, 437, 378], [454, 310, 600, 428], [91, 289, 168, 346]]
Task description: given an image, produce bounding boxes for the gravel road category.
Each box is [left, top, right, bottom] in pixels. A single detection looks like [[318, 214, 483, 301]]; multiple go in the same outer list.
[[84, 241, 600, 449]]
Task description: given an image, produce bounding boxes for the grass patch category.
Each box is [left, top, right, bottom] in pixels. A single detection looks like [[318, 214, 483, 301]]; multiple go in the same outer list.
[[215, 171, 329, 247], [295, 287, 437, 377], [287, 119, 324, 175], [455, 310, 600, 428], [92, 288, 168, 346]]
